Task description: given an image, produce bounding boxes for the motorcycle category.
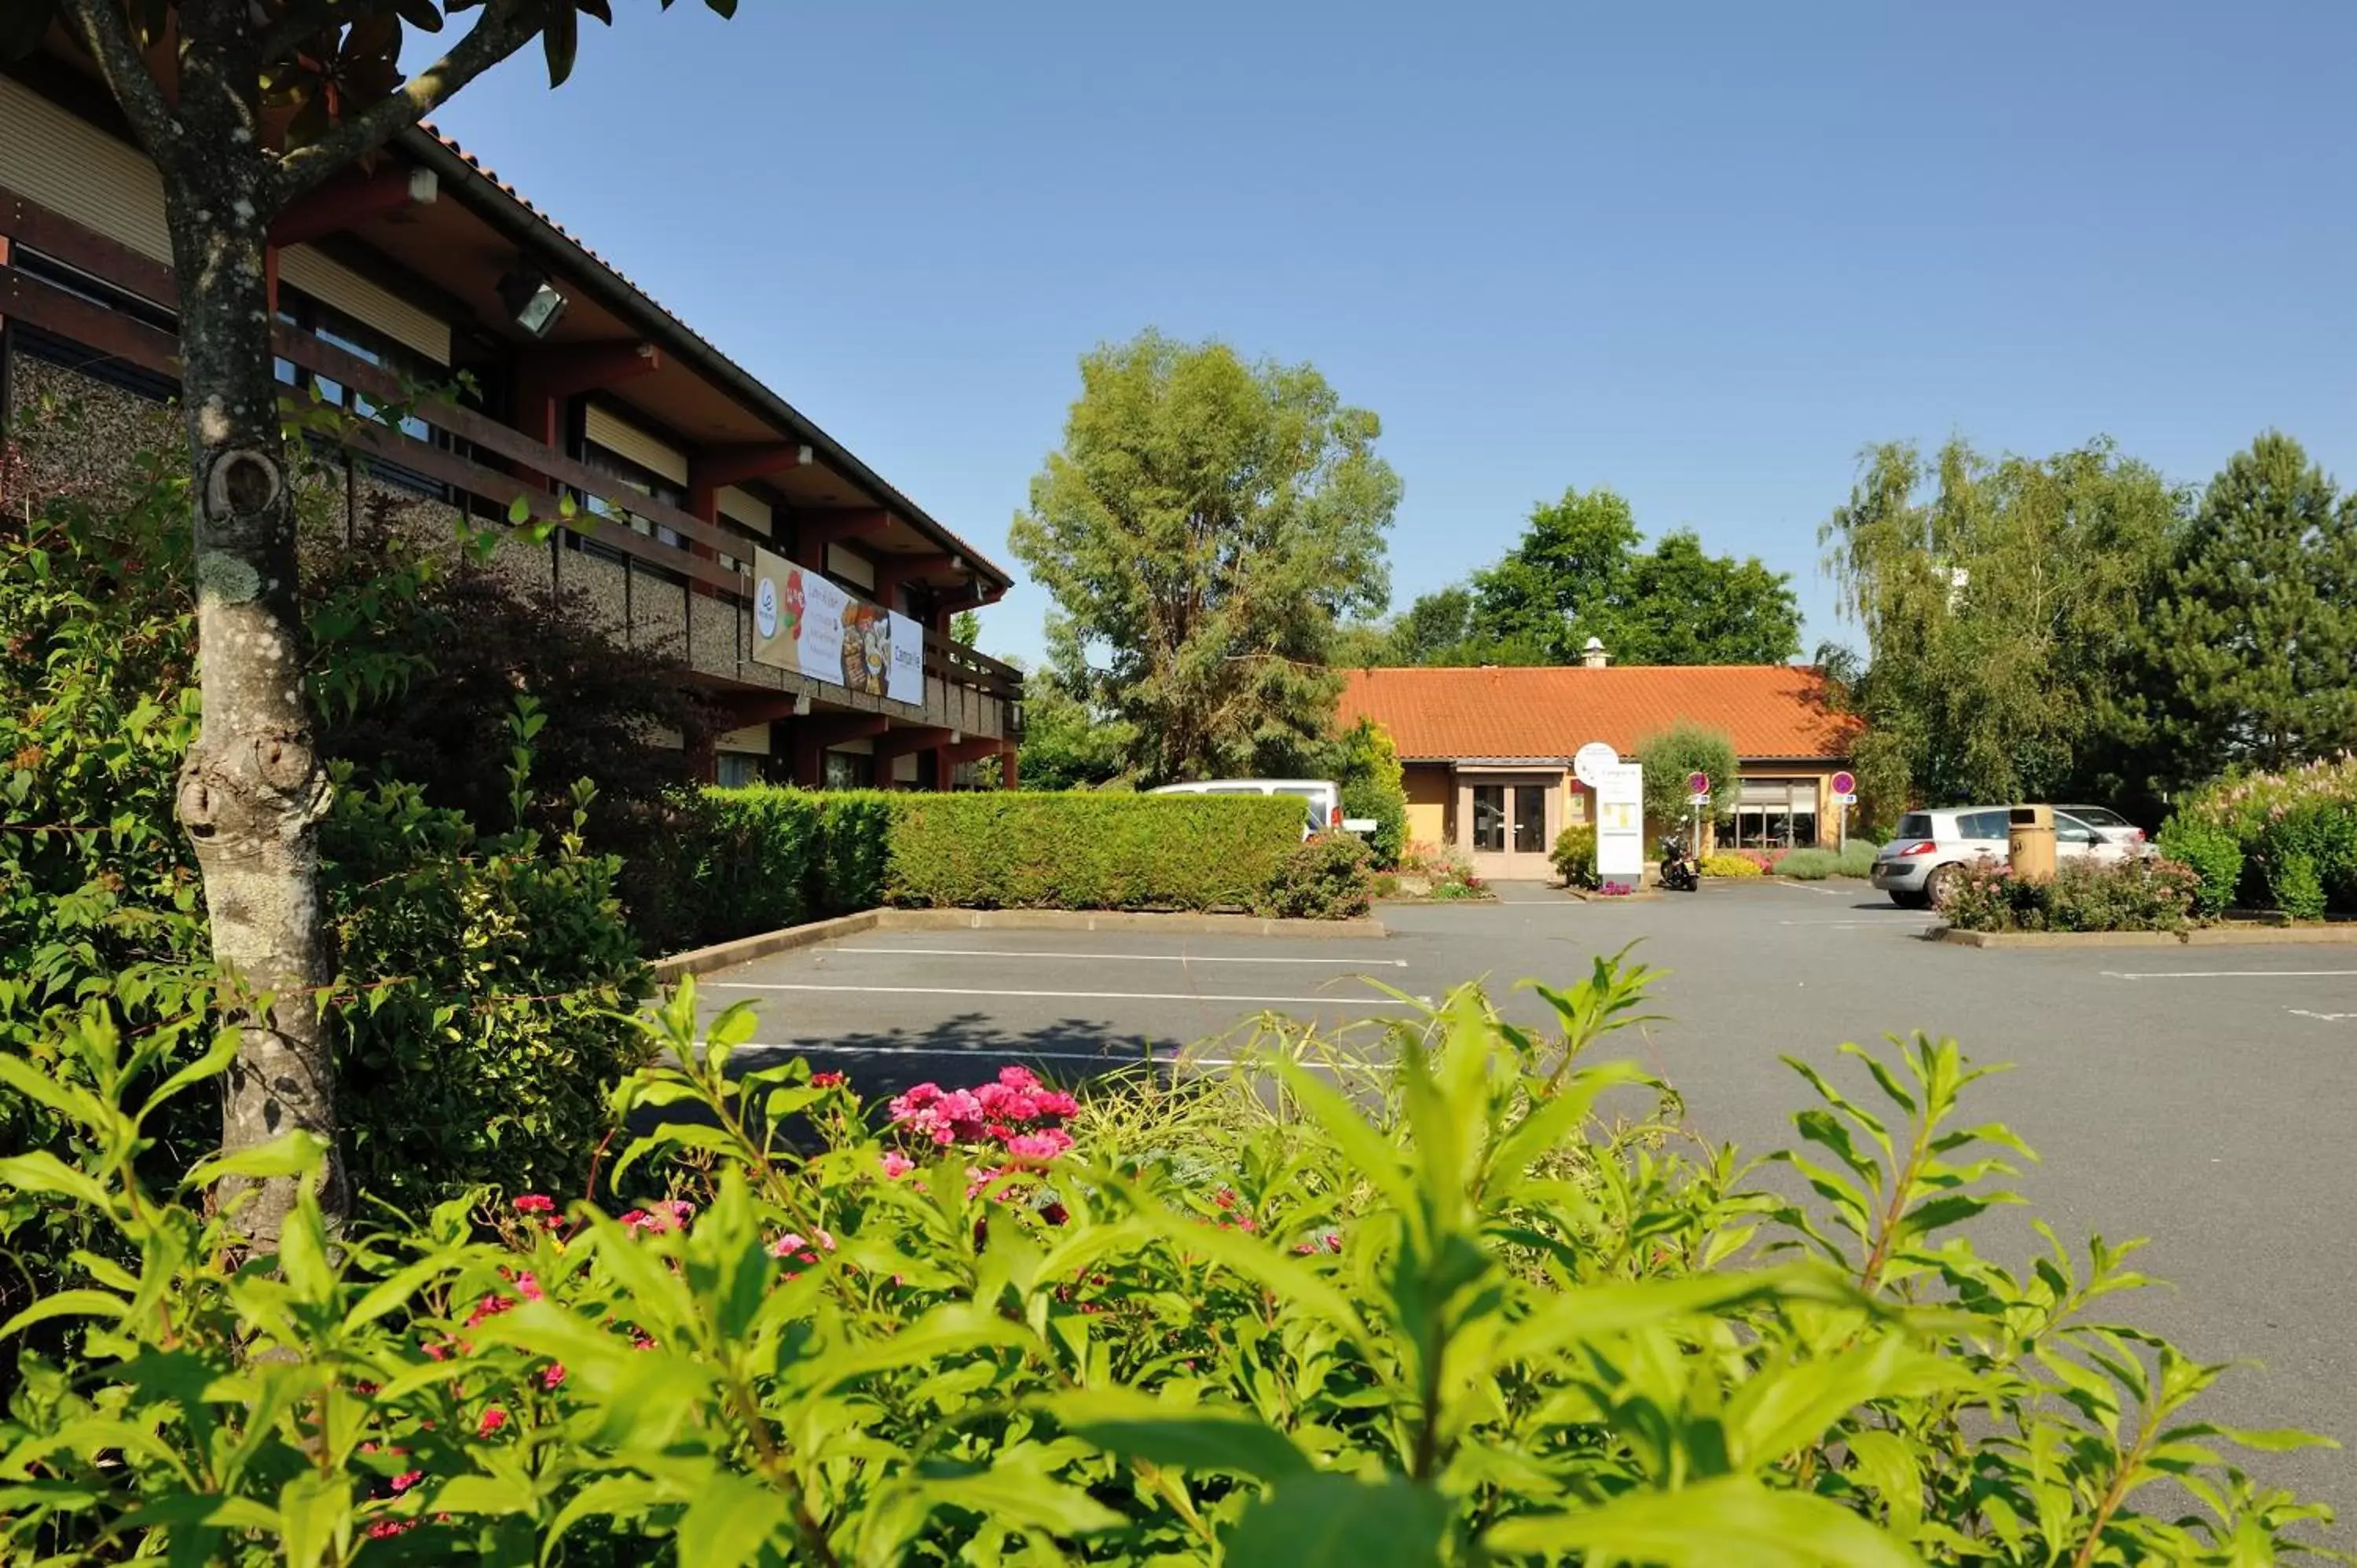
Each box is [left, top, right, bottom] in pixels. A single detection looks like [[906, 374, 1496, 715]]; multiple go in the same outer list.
[[1657, 833, 1700, 892]]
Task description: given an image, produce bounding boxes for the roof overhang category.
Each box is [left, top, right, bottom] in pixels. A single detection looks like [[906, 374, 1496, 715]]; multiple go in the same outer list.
[[393, 127, 1013, 594]]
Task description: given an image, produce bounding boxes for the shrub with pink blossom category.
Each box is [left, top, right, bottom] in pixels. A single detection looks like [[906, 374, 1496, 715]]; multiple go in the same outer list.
[[0, 973, 2336, 1562]]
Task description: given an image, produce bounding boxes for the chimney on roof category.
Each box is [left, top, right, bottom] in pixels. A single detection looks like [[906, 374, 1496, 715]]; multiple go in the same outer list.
[[1580, 636, 1610, 670]]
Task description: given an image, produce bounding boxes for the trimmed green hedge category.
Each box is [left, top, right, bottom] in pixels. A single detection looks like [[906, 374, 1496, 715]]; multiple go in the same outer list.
[[888, 792, 1306, 912], [656, 788, 1321, 946]]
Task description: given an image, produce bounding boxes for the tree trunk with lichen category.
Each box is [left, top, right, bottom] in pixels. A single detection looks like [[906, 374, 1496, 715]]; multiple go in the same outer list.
[[159, 4, 345, 1241]]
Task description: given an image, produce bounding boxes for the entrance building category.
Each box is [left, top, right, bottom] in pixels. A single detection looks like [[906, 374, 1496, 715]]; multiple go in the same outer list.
[[1340, 656, 1861, 881]]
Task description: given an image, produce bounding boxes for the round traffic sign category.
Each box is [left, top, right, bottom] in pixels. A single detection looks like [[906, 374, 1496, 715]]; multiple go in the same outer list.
[[1830, 770, 1857, 797], [1687, 771, 1711, 795], [1573, 742, 1618, 788]]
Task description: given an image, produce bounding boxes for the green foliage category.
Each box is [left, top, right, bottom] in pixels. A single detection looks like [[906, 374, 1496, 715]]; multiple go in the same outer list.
[[1, 434, 659, 1395], [1820, 437, 2186, 811], [1014, 670, 1138, 793], [1009, 330, 1399, 784], [2, 963, 2338, 1563], [1701, 851, 1763, 878], [321, 760, 653, 1214], [2162, 758, 2357, 918], [2134, 434, 2357, 784], [1943, 857, 2202, 934], [1773, 844, 1879, 880], [1634, 720, 1741, 829], [2155, 817, 2246, 918], [813, 791, 896, 916], [1332, 718, 1409, 869], [1550, 823, 1600, 888], [1255, 833, 1376, 920], [1406, 486, 1800, 667], [889, 792, 1307, 913]]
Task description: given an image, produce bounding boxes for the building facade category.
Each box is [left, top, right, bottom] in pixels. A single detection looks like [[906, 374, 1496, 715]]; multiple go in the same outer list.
[[1339, 659, 1860, 880], [0, 55, 1020, 790]]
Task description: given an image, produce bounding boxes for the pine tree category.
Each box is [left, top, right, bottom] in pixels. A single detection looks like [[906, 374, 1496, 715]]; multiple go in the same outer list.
[[2141, 434, 2357, 779]]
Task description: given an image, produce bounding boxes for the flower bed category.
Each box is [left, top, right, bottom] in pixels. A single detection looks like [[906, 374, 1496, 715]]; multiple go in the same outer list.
[[1943, 855, 2201, 934]]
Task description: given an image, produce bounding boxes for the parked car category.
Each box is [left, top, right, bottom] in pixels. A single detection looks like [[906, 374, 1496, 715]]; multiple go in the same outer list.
[[1148, 778, 1343, 838], [1874, 804, 2132, 906], [2053, 804, 2152, 860], [1874, 808, 2009, 907]]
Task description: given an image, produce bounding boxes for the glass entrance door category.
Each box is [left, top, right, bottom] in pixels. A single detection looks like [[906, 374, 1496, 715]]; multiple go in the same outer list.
[[1469, 781, 1550, 859]]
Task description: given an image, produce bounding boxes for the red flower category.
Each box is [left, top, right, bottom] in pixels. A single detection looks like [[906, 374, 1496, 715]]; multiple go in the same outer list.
[[475, 1406, 508, 1438], [511, 1194, 555, 1215], [812, 1071, 846, 1088]]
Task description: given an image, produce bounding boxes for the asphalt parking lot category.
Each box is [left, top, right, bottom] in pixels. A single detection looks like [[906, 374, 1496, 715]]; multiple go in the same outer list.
[[687, 878, 2357, 1534]]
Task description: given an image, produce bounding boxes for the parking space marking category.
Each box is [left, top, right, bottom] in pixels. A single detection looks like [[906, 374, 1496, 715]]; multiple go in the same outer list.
[[832, 945, 1408, 968], [2100, 969, 2357, 981], [707, 980, 1421, 1007], [2289, 1009, 2357, 1023]]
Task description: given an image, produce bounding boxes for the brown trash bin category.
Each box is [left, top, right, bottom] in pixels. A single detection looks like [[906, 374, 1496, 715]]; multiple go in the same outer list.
[[2008, 804, 2055, 883]]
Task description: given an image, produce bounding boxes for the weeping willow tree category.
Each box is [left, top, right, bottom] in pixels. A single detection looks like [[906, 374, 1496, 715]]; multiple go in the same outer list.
[[1820, 438, 2186, 815]]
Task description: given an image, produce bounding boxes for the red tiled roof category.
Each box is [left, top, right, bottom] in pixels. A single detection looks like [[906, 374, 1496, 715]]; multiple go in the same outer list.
[[1337, 665, 1860, 762]]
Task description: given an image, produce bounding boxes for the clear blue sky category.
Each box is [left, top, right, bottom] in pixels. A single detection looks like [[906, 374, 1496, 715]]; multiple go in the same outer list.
[[421, 1, 2357, 666]]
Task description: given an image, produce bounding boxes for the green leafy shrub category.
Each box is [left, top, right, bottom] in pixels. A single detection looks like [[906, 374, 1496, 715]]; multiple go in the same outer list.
[[2, 964, 2337, 1562], [1255, 831, 1375, 919], [1333, 718, 1409, 870], [1633, 720, 1739, 829], [321, 765, 653, 1214], [2155, 816, 2243, 916], [684, 786, 827, 940], [2164, 758, 2357, 917], [1944, 856, 2201, 934], [1700, 852, 1762, 878], [814, 790, 897, 916], [1833, 837, 1882, 877], [1549, 822, 1599, 888], [1775, 847, 1849, 879], [888, 792, 1304, 912]]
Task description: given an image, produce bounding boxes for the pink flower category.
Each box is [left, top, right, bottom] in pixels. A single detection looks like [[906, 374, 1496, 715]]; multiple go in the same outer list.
[[879, 1150, 916, 1179], [541, 1362, 567, 1390], [1003, 1129, 1072, 1163], [511, 1194, 555, 1215], [390, 1470, 424, 1494], [619, 1200, 695, 1234], [766, 1230, 831, 1261], [997, 1064, 1041, 1091], [475, 1406, 508, 1438], [367, 1519, 418, 1540]]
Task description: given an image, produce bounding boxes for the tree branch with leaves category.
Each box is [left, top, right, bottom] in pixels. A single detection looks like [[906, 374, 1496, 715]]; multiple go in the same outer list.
[[13, 0, 735, 1241]]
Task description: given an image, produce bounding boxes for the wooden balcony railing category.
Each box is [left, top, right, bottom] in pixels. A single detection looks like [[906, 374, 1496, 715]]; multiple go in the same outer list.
[[0, 182, 1019, 713]]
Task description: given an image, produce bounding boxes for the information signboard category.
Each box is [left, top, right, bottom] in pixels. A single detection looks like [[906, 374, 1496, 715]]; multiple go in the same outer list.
[[1596, 761, 1646, 881]]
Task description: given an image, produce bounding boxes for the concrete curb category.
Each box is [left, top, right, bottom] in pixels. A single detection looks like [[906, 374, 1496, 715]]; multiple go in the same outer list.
[[654, 906, 1390, 980], [1934, 924, 2357, 951]]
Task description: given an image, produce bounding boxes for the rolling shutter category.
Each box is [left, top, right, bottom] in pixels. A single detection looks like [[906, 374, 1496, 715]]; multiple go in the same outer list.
[[0, 76, 170, 268], [277, 244, 449, 365], [825, 541, 877, 591], [716, 485, 770, 533], [583, 405, 688, 485]]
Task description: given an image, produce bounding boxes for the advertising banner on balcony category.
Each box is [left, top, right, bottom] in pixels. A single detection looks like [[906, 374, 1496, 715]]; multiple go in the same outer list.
[[885, 610, 925, 705], [751, 546, 922, 705]]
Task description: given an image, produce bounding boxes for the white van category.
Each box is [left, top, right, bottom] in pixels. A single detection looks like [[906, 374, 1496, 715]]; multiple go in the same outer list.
[[1148, 778, 1344, 838]]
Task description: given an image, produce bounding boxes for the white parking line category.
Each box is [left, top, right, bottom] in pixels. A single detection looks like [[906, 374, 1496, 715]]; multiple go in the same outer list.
[[707, 981, 1421, 1007], [2288, 1009, 2357, 1023], [2100, 969, 2357, 981], [833, 945, 1407, 968]]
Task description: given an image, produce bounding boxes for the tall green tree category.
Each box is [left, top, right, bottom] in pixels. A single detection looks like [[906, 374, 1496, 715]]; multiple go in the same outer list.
[[1400, 486, 1800, 666], [2133, 434, 2357, 782], [1010, 331, 1398, 784], [14, 0, 735, 1238], [1821, 437, 2185, 812]]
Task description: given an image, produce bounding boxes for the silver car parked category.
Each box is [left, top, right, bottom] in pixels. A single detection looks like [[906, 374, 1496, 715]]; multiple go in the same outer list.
[[1872, 805, 2123, 907]]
